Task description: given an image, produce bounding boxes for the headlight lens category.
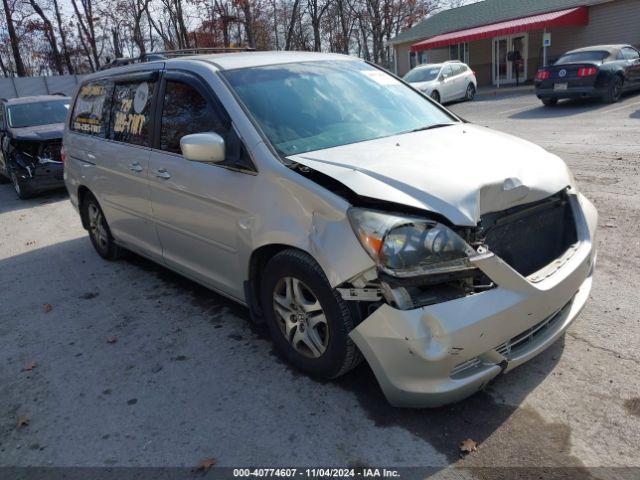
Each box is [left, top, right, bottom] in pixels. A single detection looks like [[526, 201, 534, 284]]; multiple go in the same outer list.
[[348, 208, 477, 277]]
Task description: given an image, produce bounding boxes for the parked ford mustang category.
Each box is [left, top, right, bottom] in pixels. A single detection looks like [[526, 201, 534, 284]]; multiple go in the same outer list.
[[64, 52, 597, 407], [535, 44, 640, 106], [0, 95, 70, 199]]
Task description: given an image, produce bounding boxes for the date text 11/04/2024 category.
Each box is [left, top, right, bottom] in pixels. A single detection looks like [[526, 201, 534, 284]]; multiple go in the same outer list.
[[232, 468, 400, 478]]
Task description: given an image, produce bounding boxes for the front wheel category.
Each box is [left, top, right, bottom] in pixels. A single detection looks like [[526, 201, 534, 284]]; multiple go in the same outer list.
[[603, 76, 623, 103], [541, 97, 558, 107], [260, 249, 362, 379], [465, 83, 476, 101], [10, 170, 33, 199], [430, 90, 441, 103], [81, 195, 123, 260]]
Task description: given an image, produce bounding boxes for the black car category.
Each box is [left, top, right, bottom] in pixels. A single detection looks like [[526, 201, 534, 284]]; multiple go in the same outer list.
[[534, 44, 640, 106], [0, 95, 70, 199]]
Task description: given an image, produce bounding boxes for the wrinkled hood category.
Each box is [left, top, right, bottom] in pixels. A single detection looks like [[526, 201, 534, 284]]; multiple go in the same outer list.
[[288, 124, 573, 226], [10, 123, 64, 142]]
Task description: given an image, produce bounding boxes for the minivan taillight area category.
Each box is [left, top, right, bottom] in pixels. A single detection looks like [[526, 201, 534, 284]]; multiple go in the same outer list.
[[60, 145, 66, 163]]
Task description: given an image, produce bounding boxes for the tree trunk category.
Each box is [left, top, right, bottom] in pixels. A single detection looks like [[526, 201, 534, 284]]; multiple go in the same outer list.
[[53, 0, 74, 73], [29, 0, 64, 74], [240, 0, 255, 48], [2, 0, 26, 76], [284, 0, 300, 50]]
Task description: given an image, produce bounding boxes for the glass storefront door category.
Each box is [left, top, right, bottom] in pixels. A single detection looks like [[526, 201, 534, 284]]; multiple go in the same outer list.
[[492, 33, 528, 85]]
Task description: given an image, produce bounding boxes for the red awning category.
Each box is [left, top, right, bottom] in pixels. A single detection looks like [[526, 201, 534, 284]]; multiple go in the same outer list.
[[411, 7, 589, 52]]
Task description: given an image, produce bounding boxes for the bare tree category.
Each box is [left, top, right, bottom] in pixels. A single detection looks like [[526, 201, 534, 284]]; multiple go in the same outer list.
[[2, 0, 27, 76], [71, 0, 101, 69], [27, 0, 64, 74]]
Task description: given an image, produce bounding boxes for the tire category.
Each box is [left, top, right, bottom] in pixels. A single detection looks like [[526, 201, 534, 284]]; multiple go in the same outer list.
[[430, 90, 441, 103], [465, 83, 476, 101], [260, 249, 362, 379], [602, 76, 623, 103], [541, 97, 558, 107], [9, 170, 33, 200], [81, 194, 123, 260]]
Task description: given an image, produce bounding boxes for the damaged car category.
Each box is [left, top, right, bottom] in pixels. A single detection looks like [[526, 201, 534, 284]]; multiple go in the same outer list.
[[63, 52, 597, 407], [0, 95, 70, 199]]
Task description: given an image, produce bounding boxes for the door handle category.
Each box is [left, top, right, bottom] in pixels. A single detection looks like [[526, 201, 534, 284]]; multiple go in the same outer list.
[[153, 168, 171, 180], [128, 162, 143, 172]]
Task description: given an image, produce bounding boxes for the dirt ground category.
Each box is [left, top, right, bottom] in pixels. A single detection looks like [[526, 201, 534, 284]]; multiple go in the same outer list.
[[0, 90, 639, 478]]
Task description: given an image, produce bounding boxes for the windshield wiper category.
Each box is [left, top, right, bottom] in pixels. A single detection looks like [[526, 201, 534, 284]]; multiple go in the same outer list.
[[409, 123, 455, 133]]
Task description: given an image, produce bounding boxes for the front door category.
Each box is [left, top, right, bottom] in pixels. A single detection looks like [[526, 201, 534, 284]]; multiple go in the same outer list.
[[493, 34, 528, 85], [147, 71, 253, 300]]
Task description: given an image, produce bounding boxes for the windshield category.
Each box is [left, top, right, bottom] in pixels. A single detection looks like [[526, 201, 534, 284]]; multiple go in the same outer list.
[[7, 100, 70, 128], [556, 51, 608, 64], [222, 61, 456, 156], [403, 66, 441, 83]]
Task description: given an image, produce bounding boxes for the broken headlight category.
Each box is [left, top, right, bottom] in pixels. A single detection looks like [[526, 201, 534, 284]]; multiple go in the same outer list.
[[348, 208, 477, 278]]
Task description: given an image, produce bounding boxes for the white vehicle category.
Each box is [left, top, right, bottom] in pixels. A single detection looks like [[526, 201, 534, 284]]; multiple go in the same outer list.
[[64, 51, 596, 408], [404, 61, 477, 103]]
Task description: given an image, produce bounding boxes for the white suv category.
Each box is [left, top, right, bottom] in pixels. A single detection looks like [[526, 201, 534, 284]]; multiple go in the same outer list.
[[404, 61, 477, 103], [64, 51, 596, 408]]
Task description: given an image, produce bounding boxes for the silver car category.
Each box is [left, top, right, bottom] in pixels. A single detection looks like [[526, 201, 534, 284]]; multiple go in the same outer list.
[[404, 61, 477, 104], [63, 52, 597, 408]]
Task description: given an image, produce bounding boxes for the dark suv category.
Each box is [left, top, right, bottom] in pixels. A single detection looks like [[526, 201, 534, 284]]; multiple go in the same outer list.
[[0, 95, 70, 199]]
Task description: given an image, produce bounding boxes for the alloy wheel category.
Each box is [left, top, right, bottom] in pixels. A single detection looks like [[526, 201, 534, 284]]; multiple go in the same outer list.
[[87, 203, 109, 251], [272, 276, 329, 358], [10, 172, 21, 196], [612, 78, 622, 101], [466, 84, 475, 100]]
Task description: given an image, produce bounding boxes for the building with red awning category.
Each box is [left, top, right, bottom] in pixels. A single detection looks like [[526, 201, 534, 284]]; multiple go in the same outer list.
[[390, 0, 640, 87]]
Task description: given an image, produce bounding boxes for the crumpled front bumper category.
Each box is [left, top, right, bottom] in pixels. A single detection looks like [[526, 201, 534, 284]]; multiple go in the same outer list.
[[349, 193, 597, 408], [13, 156, 65, 192]]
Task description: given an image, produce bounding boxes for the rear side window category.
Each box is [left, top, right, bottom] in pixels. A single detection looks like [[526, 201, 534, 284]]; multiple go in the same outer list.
[[71, 80, 112, 137], [622, 47, 640, 60], [160, 80, 227, 154], [442, 65, 454, 78], [555, 51, 608, 64], [109, 81, 155, 146]]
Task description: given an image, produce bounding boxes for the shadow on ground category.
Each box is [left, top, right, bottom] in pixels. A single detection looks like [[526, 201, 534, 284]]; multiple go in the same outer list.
[[510, 98, 606, 119], [0, 185, 68, 215], [0, 233, 598, 477]]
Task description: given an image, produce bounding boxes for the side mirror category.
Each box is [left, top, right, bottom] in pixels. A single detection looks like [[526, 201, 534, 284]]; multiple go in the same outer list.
[[180, 132, 225, 163]]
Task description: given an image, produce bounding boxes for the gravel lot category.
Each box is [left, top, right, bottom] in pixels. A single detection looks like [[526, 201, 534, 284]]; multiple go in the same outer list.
[[1, 90, 639, 477]]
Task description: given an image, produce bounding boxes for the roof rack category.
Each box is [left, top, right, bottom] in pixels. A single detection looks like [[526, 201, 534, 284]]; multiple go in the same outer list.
[[100, 47, 255, 70]]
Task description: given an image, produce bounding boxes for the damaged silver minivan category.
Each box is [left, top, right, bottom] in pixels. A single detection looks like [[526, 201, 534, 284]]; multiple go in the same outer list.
[[63, 52, 597, 407]]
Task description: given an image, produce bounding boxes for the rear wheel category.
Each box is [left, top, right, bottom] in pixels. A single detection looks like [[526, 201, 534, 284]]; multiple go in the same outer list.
[[81, 194, 123, 260], [541, 97, 558, 107], [430, 90, 441, 103], [260, 249, 362, 379], [465, 83, 476, 101], [603, 76, 623, 103]]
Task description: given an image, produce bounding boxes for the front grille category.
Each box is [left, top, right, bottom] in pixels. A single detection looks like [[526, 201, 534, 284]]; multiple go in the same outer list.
[[478, 192, 577, 277], [495, 304, 566, 359], [450, 301, 569, 379], [40, 142, 63, 162]]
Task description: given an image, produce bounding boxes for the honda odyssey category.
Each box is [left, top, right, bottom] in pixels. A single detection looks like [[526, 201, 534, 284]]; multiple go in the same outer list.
[[63, 51, 597, 407]]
